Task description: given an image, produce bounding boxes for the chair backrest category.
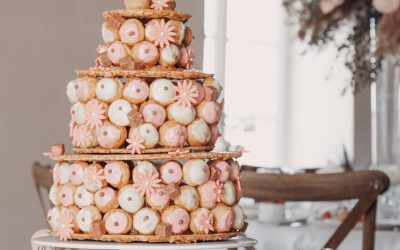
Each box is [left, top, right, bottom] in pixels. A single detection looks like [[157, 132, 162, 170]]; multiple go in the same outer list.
[[241, 170, 390, 250], [32, 162, 53, 220]]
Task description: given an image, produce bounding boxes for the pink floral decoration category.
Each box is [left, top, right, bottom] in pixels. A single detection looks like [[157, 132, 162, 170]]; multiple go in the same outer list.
[[173, 80, 199, 108], [84, 167, 105, 190], [84, 100, 106, 130], [69, 120, 77, 139], [72, 126, 93, 148], [55, 208, 74, 241], [199, 211, 214, 234], [132, 170, 162, 197], [126, 132, 145, 155], [185, 49, 196, 69], [150, 0, 170, 10], [213, 181, 224, 203], [151, 19, 176, 48]]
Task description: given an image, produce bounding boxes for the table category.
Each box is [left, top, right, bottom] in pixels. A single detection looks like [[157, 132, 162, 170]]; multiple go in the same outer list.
[[246, 220, 400, 250]]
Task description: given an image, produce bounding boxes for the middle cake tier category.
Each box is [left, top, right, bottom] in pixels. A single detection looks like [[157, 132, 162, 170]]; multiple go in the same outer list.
[[67, 70, 223, 153]]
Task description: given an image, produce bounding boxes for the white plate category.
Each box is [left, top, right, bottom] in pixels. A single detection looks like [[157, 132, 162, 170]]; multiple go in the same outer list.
[[32, 235, 258, 250]]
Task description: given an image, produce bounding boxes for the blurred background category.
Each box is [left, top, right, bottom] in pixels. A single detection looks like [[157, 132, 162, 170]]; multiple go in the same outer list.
[[1, 0, 398, 249]]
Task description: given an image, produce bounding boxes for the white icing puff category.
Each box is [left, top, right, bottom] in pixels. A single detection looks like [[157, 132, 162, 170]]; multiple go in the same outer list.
[[167, 102, 196, 125], [119, 19, 144, 46], [160, 160, 183, 184], [66, 77, 97, 104], [76, 206, 102, 233], [118, 184, 144, 213], [74, 185, 94, 208], [104, 209, 132, 235], [183, 159, 210, 186], [102, 22, 120, 44], [159, 121, 188, 147], [169, 20, 185, 45], [161, 206, 190, 234], [124, 0, 150, 9], [129, 123, 159, 148], [59, 184, 76, 207], [159, 44, 181, 67], [123, 78, 149, 104], [108, 99, 133, 126], [104, 161, 130, 188], [71, 102, 86, 125], [131, 41, 160, 67], [222, 181, 237, 206], [47, 206, 61, 231], [49, 185, 61, 206], [144, 20, 158, 41], [149, 79, 176, 106], [56, 162, 71, 185], [96, 121, 127, 149], [132, 161, 158, 179], [96, 78, 123, 103], [95, 187, 119, 213], [203, 77, 223, 98], [211, 204, 234, 233], [229, 160, 241, 181], [189, 208, 214, 234], [187, 119, 211, 146], [232, 204, 245, 230], [133, 208, 160, 235], [69, 162, 88, 186], [140, 102, 167, 127], [107, 41, 130, 65], [146, 184, 170, 211], [174, 185, 200, 211], [83, 164, 107, 193]]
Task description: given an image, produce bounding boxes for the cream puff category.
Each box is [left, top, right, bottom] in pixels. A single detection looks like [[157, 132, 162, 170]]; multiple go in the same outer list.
[[70, 102, 87, 125], [102, 22, 120, 44], [132, 161, 158, 179], [234, 181, 242, 204], [96, 121, 127, 149], [72, 125, 98, 148], [95, 187, 119, 213], [119, 19, 145, 46], [104, 161, 130, 188], [129, 123, 159, 148], [161, 205, 190, 234], [159, 121, 188, 147], [76, 206, 102, 233], [83, 164, 107, 193], [222, 181, 236, 206], [146, 184, 170, 211], [183, 159, 210, 186], [232, 205, 245, 231], [174, 185, 199, 211], [140, 102, 167, 127], [203, 78, 223, 99], [187, 119, 211, 146], [150, 0, 176, 10], [208, 124, 220, 146], [177, 47, 195, 69], [159, 44, 181, 67], [47, 206, 61, 231], [108, 99, 133, 126], [160, 160, 182, 184], [107, 41, 130, 65], [190, 208, 214, 234], [96, 78, 123, 103], [229, 160, 241, 182], [66, 77, 97, 104], [49, 185, 62, 206], [55, 162, 71, 185], [196, 101, 222, 124], [191, 82, 205, 105], [169, 20, 186, 45], [131, 41, 160, 67], [167, 102, 196, 125], [211, 204, 234, 233], [59, 184, 76, 207], [144, 20, 158, 42], [69, 162, 88, 186], [209, 160, 231, 183], [182, 26, 193, 47], [197, 181, 219, 209], [74, 185, 95, 208], [118, 184, 145, 213], [123, 78, 149, 104], [124, 0, 150, 9], [149, 79, 176, 106], [133, 208, 160, 235], [68, 206, 81, 233], [104, 209, 132, 235]]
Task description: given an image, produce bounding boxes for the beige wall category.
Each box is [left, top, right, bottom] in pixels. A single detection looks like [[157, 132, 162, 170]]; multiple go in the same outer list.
[[0, 0, 204, 248]]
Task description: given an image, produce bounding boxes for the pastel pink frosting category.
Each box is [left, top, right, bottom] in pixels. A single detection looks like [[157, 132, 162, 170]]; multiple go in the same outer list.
[[164, 125, 188, 147], [201, 101, 221, 124], [142, 103, 166, 127], [75, 78, 90, 101], [95, 187, 116, 208], [160, 161, 182, 184], [213, 161, 231, 182], [197, 181, 217, 208], [107, 41, 128, 65], [124, 79, 149, 102], [192, 83, 205, 105], [164, 208, 190, 234], [69, 164, 84, 186], [105, 211, 129, 234], [215, 209, 234, 232], [96, 124, 122, 148], [149, 185, 170, 208], [119, 21, 141, 45], [104, 162, 123, 186], [137, 42, 159, 63], [60, 186, 74, 207]]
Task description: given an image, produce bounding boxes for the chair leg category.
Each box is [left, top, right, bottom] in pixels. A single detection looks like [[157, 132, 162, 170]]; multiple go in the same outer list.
[[363, 200, 377, 250]]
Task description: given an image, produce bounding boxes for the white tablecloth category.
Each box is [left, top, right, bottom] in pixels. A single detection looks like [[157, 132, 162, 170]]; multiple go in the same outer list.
[[246, 220, 400, 250]]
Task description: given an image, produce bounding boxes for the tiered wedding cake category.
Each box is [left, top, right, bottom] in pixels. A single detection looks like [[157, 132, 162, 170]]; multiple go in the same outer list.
[[45, 0, 246, 243]]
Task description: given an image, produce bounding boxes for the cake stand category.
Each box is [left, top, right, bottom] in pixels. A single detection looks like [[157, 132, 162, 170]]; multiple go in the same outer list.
[[31, 230, 258, 250]]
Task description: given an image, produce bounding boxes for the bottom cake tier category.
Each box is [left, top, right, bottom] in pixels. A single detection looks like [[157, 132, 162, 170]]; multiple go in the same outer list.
[[47, 154, 246, 242]]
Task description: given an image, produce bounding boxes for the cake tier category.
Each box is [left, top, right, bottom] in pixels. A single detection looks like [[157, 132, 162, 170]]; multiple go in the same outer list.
[[103, 9, 191, 22], [47, 153, 245, 243], [67, 72, 223, 153]]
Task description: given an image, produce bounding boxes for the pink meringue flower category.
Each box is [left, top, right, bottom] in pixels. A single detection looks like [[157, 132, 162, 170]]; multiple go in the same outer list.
[[55, 209, 74, 241], [132, 170, 162, 197], [72, 126, 93, 148], [173, 80, 199, 108], [150, 0, 170, 10], [199, 211, 214, 234], [126, 132, 145, 155], [213, 181, 224, 203], [84, 99, 106, 130], [84, 166, 105, 190], [151, 19, 176, 48]]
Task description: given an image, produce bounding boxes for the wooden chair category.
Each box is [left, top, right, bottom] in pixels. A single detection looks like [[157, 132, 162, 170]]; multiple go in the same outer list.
[[32, 162, 53, 221], [240, 170, 390, 250]]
